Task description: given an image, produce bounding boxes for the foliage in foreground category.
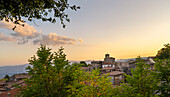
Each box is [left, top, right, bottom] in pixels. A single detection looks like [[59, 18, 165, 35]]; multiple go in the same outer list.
[[156, 43, 170, 59], [16, 45, 112, 97], [17, 45, 170, 97], [67, 69, 113, 97], [17, 46, 75, 96], [80, 61, 88, 67], [154, 59, 170, 97], [113, 57, 158, 97], [0, 0, 80, 29]]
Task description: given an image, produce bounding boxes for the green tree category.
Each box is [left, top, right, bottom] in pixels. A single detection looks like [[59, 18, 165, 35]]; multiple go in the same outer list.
[[154, 59, 170, 97], [17, 45, 81, 97], [80, 61, 88, 67], [156, 43, 170, 59], [17, 45, 113, 97], [154, 43, 170, 96], [0, 0, 80, 29], [67, 69, 113, 97], [3, 74, 10, 81], [116, 57, 158, 97], [110, 84, 135, 97]]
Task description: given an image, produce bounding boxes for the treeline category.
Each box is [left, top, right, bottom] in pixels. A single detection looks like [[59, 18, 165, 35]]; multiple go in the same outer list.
[[16, 44, 170, 97]]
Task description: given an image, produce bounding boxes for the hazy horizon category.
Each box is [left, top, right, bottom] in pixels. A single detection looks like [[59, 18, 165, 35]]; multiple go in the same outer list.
[[0, 56, 149, 67]]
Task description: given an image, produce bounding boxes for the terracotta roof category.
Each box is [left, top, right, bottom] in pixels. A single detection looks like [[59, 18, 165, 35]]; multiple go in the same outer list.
[[103, 63, 114, 65], [0, 88, 6, 91], [0, 81, 6, 86], [115, 68, 122, 71], [0, 88, 19, 97], [12, 73, 30, 80], [128, 60, 137, 64], [6, 81, 16, 86], [16, 80, 25, 84], [101, 67, 115, 70], [4, 81, 17, 89], [15, 75, 28, 79], [105, 71, 124, 76]]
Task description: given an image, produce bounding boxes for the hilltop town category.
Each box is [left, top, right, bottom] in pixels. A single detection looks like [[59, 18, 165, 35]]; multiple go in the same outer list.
[[81, 54, 156, 85], [0, 73, 30, 96], [0, 54, 156, 96]]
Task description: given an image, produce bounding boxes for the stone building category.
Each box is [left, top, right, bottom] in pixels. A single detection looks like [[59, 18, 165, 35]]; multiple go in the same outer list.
[[95, 54, 125, 85], [0, 81, 6, 94], [115, 62, 130, 74], [100, 66, 124, 85], [88, 55, 157, 85], [107, 71, 124, 85], [100, 67, 115, 74], [91, 61, 103, 69], [10, 73, 30, 81], [0, 73, 30, 94], [102, 54, 115, 68]]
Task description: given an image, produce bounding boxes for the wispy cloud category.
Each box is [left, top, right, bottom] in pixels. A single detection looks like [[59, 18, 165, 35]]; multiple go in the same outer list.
[[0, 21, 83, 46], [0, 33, 16, 42]]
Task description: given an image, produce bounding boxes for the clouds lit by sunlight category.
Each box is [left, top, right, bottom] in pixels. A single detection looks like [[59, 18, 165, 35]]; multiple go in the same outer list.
[[33, 33, 77, 46], [0, 33, 16, 42], [0, 21, 83, 45]]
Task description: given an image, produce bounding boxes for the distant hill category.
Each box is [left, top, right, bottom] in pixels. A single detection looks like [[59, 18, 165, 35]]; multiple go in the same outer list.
[[0, 64, 29, 79], [116, 57, 148, 62]]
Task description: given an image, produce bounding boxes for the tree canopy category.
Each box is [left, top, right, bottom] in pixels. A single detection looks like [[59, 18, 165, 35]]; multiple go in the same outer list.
[[15, 43, 170, 97], [3, 75, 10, 81], [154, 59, 170, 96], [15, 45, 170, 97], [114, 57, 158, 97], [17, 46, 77, 96], [17, 45, 113, 97], [68, 69, 113, 97], [0, 0, 80, 29], [156, 43, 170, 59], [80, 61, 88, 67]]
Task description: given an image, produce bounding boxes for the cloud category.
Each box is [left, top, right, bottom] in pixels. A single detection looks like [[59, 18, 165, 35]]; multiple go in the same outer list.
[[0, 20, 83, 46], [0, 33, 17, 42], [78, 38, 84, 42], [0, 20, 41, 44], [33, 33, 77, 46]]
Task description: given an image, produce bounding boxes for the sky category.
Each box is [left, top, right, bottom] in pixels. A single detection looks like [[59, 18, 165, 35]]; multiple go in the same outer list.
[[0, 0, 170, 66]]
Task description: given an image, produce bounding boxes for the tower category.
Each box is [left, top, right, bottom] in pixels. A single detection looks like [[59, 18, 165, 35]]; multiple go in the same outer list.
[[105, 54, 109, 58]]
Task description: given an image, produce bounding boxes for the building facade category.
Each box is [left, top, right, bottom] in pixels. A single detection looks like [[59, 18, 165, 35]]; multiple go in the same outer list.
[[102, 54, 115, 68]]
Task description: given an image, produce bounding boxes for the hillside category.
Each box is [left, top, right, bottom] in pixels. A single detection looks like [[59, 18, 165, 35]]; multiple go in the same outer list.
[[0, 64, 29, 79]]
